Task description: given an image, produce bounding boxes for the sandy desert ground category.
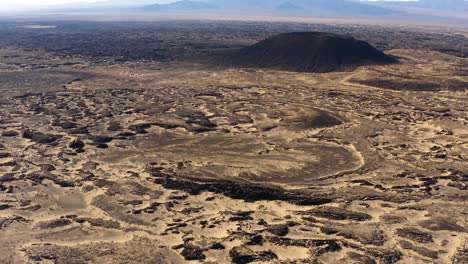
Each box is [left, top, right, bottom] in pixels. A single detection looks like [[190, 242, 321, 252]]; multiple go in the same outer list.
[[0, 20, 467, 264]]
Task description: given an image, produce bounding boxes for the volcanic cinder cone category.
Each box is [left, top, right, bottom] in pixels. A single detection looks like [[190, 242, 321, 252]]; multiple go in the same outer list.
[[226, 32, 397, 72]]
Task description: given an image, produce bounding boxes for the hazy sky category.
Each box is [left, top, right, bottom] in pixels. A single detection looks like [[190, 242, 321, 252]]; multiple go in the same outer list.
[[0, 0, 168, 11], [0, 0, 102, 11], [0, 0, 420, 12], [0, 0, 417, 5], [4, 0, 104, 6]]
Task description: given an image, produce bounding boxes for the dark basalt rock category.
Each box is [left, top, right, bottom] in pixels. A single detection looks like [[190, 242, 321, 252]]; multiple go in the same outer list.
[[153, 123, 181, 130], [107, 121, 121, 131], [229, 246, 256, 264], [74, 218, 120, 229], [92, 136, 113, 144], [257, 250, 278, 262], [229, 211, 254, 221], [229, 246, 278, 264], [418, 217, 466, 232], [69, 139, 85, 149], [2, 131, 18, 137], [37, 218, 72, 229], [0, 204, 13, 210], [151, 174, 332, 205], [0, 161, 17, 167], [92, 179, 115, 188], [395, 227, 433, 243], [0, 153, 11, 158], [209, 242, 225, 250], [129, 123, 153, 134], [246, 235, 264, 246], [76, 148, 85, 153], [26, 171, 75, 187], [399, 240, 439, 259], [22, 130, 61, 144], [116, 132, 136, 139], [302, 206, 372, 221], [320, 226, 339, 235], [267, 237, 342, 254], [67, 127, 89, 135], [13, 92, 42, 99], [186, 117, 217, 128], [266, 224, 289, 236], [347, 252, 377, 264], [180, 247, 205, 261], [40, 164, 56, 171], [364, 248, 402, 264], [0, 215, 31, 229], [57, 121, 77, 129], [452, 243, 468, 264], [94, 143, 109, 149], [224, 32, 397, 73], [0, 173, 16, 182]]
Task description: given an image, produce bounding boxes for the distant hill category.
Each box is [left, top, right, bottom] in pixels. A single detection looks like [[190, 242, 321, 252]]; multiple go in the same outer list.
[[142, 1, 217, 11], [277, 2, 303, 11], [221, 32, 397, 72], [360, 0, 467, 12], [141, 0, 396, 16], [19, 0, 466, 21]]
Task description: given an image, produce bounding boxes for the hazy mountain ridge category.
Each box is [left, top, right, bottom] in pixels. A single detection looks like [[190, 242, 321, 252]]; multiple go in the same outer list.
[[142, 1, 217, 11], [10, 0, 466, 21], [140, 0, 396, 16], [359, 0, 467, 12]]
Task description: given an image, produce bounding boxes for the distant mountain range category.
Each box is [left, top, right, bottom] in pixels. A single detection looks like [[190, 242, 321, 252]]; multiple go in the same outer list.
[[140, 0, 396, 16], [359, 0, 467, 12], [21, 0, 467, 21], [143, 1, 217, 11]]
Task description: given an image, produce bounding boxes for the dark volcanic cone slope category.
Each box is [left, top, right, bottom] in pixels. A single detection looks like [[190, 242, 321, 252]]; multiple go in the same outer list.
[[225, 32, 397, 72]]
